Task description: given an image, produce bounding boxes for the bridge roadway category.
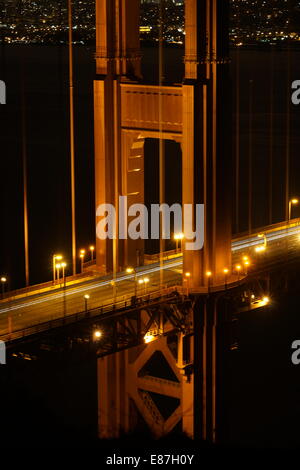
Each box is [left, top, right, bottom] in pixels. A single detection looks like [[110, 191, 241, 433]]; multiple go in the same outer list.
[[1, 218, 300, 339]]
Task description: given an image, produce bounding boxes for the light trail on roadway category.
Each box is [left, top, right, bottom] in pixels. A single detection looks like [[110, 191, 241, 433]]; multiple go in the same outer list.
[[1, 221, 300, 335]]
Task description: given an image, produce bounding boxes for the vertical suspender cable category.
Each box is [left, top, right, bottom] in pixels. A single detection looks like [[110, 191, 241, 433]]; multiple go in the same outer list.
[[159, 0, 165, 288], [21, 61, 29, 287], [235, 44, 240, 234], [248, 79, 253, 235], [285, 1, 291, 221], [269, 46, 274, 225], [68, 0, 77, 275]]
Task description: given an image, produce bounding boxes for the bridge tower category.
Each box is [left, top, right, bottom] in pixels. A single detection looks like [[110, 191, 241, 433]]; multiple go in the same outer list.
[[95, 0, 232, 444], [94, 0, 231, 289]]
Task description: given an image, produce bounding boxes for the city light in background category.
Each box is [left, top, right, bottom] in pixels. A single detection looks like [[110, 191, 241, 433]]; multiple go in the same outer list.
[[1, 0, 300, 46]]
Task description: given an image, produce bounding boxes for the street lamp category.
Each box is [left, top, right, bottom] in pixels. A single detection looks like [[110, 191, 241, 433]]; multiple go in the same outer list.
[[255, 233, 267, 253], [53, 254, 62, 283], [126, 267, 137, 297], [1, 276, 7, 299], [61, 262, 67, 287], [84, 294, 90, 312], [143, 277, 150, 294], [144, 332, 155, 344], [223, 268, 229, 289], [288, 198, 298, 223], [110, 280, 117, 303], [235, 264, 242, 281], [206, 271, 212, 293], [255, 245, 266, 253], [56, 263, 61, 284], [174, 232, 184, 253], [89, 245, 95, 261], [138, 277, 150, 295], [94, 329, 102, 340], [258, 233, 267, 246], [80, 253, 84, 273], [244, 260, 250, 275], [185, 272, 191, 295], [262, 296, 270, 305], [287, 199, 298, 252]]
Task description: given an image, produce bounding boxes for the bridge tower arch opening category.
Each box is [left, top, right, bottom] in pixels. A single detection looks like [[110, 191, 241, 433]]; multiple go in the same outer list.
[[144, 137, 182, 256]]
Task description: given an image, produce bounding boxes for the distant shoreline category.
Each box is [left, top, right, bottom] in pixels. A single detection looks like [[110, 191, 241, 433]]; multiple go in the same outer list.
[[1, 39, 300, 51]]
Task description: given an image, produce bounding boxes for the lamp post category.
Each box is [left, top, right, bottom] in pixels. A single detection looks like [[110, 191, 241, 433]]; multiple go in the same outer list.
[[206, 271, 212, 294], [56, 263, 61, 285], [61, 262, 67, 318], [110, 280, 117, 303], [80, 252, 85, 273], [235, 264, 242, 282], [138, 278, 150, 295], [174, 233, 184, 253], [244, 260, 250, 276], [223, 268, 229, 290], [185, 272, 191, 296], [84, 294, 90, 313], [126, 267, 137, 297], [258, 233, 267, 247], [89, 245, 95, 261], [255, 233, 267, 253], [94, 329, 102, 340], [1, 276, 7, 299], [242, 255, 249, 267], [255, 245, 266, 253], [287, 199, 298, 253], [61, 262, 67, 287], [52, 254, 62, 283], [143, 277, 150, 295], [288, 198, 298, 223]]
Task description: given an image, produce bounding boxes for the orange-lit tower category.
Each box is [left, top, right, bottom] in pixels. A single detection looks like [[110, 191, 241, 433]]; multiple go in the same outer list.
[[182, 0, 231, 286], [95, 0, 232, 442], [94, 0, 231, 285]]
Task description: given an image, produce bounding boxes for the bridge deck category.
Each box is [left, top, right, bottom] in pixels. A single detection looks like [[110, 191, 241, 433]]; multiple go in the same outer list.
[[1, 219, 300, 342]]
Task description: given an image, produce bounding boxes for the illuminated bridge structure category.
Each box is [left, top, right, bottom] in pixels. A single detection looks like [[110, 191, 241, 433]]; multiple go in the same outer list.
[[1, 0, 299, 445], [94, 0, 231, 286], [93, 0, 236, 442], [2, 215, 300, 441]]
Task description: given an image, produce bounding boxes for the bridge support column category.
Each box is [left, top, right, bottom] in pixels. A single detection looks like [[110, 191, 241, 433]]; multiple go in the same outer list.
[[98, 337, 183, 439], [94, 78, 121, 273], [97, 290, 233, 443], [182, 0, 232, 289], [98, 350, 129, 438], [180, 293, 228, 443], [94, 0, 141, 273]]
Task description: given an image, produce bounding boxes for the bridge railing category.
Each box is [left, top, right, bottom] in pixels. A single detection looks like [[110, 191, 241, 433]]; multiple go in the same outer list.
[[234, 217, 300, 242], [1, 283, 184, 343], [0, 271, 96, 303], [144, 249, 181, 264]]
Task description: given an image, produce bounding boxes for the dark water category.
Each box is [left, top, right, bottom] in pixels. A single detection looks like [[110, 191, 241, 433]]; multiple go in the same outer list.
[[0, 45, 95, 288], [224, 289, 300, 448], [1, 45, 300, 289]]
